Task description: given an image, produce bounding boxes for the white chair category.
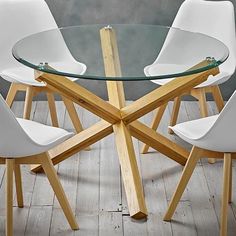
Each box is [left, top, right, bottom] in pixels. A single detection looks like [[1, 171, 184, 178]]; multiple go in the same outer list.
[[0, 94, 78, 235], [141, 0, 236, 160], [163, 90, 236, 236], [0, 0, 86, 133]]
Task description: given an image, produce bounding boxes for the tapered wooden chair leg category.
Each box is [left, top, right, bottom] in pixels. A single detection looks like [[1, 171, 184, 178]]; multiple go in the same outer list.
[[220, 153, 231, 236], [6, 83, 18, 108], [46, 92, 59, 127], [228, 157, 232, 203], [6, 159, 14, 236], [23, 86, 34, 119], [211, 85, 224, 112], [196, 89, 208, 118], [168, 96, 181, 134], [40, 153, 78, 230], [62, 97, 83, 133], [163, 146, 202, 221], [14, 164, 24, 208], [62, 97, 90, 150], [141, 103, 167, 154], [196, 90, 216, 164]]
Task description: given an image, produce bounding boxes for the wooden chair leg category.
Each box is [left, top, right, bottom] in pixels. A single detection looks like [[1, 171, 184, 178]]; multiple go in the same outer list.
[[196, 89, 216, 164], [62, 97, 83, 133], [62, 97, 90, 150], [14, 164, 24, 208], [40, 152, 78, 230], [6, 159, 14, 236], [141, 103, 167, 154], [23, 86, 34, 119], [46, 92, 59, 127], [168, 96, 181, 134], [6, 83, 18, 108], [197, 89, 208, 117], [228, 157, 232, 203], [163, 146, 202, 221], [220, 153, 231, 236], [211, 85, 224, 112]]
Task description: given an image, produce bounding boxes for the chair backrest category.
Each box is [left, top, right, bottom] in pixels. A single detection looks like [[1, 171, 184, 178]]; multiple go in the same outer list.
[[197, 90, 236, 152], [0, 95, 47, 157], [151, 0, 236, 77], [0, 0, 77, 72]]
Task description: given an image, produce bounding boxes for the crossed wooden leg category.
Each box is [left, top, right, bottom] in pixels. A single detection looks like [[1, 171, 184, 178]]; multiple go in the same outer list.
[[30, 26, 220, 219]]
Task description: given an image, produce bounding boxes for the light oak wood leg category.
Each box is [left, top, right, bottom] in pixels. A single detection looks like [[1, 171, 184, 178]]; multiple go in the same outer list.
[[62, 96, 90, 150], [195, 89, 215, 164], [113, 121, 147, 219], [6, 159, 14, 236], [211, 85, 224, 112], [228, 157, 232, 203], [14, 164, 24, 208], [46, 92, 59, 127], [197, 89, 208, 117], [6, 83, 18, 108], [40, 153, 78, 230], [164, 146, 202, 221], [23, 86, 34, 119], [220, 153, 231, 236], [141, 103, 167, 154], [168, 96, 181, 134], [62, 97, 83, 133]]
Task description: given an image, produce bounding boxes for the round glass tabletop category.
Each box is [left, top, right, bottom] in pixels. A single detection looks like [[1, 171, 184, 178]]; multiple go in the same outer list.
[[12, 24, 229, 81]]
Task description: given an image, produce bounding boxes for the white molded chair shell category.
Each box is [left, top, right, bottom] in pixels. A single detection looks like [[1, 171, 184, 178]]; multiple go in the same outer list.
[[170, 90, 236, 152], [0, 0, 86, 86], [145, 0, 236, 88], [0, 95, 73, 157]]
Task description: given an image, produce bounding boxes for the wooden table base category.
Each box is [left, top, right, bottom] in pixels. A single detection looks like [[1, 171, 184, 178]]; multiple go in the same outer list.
[[31, 26, 220, 219]]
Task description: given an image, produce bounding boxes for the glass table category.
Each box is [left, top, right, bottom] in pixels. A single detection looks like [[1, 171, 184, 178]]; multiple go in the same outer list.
[[13, 24, 228, 220]]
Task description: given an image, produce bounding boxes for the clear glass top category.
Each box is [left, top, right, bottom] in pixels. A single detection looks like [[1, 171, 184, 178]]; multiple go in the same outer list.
[[12, 24, 229, 81]]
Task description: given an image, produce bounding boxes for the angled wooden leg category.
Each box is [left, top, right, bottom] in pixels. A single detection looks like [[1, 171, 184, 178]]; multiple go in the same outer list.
[[40, 152, 78, 230], [14, 164, 24, 208], [163, 146, 202, 221], [197, 89, 208, 117], [46, 92, 59, 127], [62, 95, 90, 150], [23, 86, 35, 119], [211, 85, 224, 112], [6, 83, 19, 108], [168, 96, 181, 134], [114, 121, 147, 219], [220, 153, 231, 236], [62, 97, 83, 133], [141, 103, 167, 154], [193, 88, 215, 164], [100, 27, 147, 219], [6, 159, 14, 236]]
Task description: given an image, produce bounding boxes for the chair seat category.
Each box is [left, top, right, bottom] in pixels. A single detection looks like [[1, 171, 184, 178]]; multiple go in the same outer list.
[[170, 115, 218, 140], [17, 118, 73, 149], [145, 63, 230, 88], [1, 60, 86, 86]]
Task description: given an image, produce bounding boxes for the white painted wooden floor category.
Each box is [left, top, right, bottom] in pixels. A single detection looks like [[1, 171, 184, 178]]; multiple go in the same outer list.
[[1, 100, 235, 236]]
